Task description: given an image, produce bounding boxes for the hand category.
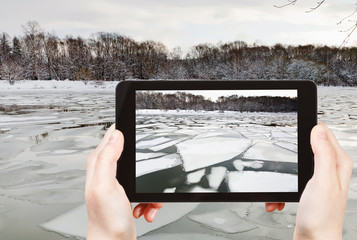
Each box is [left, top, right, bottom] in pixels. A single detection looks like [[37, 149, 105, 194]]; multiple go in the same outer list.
[[85, 125, 163, 240], [293, 123, 352, 240]]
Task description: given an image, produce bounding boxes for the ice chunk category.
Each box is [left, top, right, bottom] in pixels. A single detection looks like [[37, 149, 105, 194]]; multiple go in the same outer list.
[[207, 167, 227, 190], [187, 169, 205, 184], [271, 131, 295, 139], [41, 203, 200, 238], [136, 154, 182, 177], [233, 160, 245, 171], [136, 152, 166, 161], [230, 202, 253, 218], [149, 137, 188, 152], [136, 134, 150, 141], [228, 171, 298, 192], [233, 160, 264, 171], [175, 129, 199, 135], [136, 137, 171, 149], [188, 209, 258, 233], [274, 141, 297, 153], [163, 187, 176, 193], [187, 186, 216, 192], [177, 137, 252, 172], [243, 141, 297, 163]]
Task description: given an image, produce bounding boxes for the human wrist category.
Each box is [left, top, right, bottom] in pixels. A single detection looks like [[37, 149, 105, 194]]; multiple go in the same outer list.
[[293, 228, 342, 240]]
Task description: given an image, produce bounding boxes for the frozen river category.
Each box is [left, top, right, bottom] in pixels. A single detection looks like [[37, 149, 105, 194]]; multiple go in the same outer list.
[[0, 81, 356, 239]]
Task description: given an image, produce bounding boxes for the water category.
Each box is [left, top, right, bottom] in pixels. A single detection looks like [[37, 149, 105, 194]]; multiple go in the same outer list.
[[0, 86, 356, 239]]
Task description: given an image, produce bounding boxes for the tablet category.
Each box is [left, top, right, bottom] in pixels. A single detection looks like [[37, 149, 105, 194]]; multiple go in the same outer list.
[[116, 80, 317, 202]]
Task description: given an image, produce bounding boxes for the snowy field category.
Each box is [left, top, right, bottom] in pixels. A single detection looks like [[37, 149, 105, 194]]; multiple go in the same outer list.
[[0, 80, 357, 239], [136, 110, 298, 193]]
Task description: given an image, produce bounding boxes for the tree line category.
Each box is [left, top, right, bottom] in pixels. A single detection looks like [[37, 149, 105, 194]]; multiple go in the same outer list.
[[1, 21, 356, 85], [136, 91, 297, 112]]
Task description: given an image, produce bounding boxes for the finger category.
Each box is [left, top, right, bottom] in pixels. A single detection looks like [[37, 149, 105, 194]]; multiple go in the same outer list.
[[86, 124, 116, 186], [92, 130, 124, 186], [265, 203, 279, 212], [133, 204, 146, 219], [319, 123, 353, 189], [277, 203, 285, 211], [310, 125, 338, 182], [150, 203, 164, 209], [143, 206, 160, 223], [94, 124, 116, 154]]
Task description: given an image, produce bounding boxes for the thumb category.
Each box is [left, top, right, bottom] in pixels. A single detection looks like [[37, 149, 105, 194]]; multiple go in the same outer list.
[[93, 130, 124, 184], [310, 124, 337, 181]]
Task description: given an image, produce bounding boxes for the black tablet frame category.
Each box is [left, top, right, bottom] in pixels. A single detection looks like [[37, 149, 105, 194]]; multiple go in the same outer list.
[[116, 80, 317, 202]]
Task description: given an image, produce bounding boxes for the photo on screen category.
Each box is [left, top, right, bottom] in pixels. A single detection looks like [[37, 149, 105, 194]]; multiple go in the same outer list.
[[135, 90, 298, 193]]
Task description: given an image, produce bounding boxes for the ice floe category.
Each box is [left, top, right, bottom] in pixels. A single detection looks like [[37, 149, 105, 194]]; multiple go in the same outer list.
[[186, 169, 206, 184], [136, 137, 171, 149], [188, 209, 258, 233], [233, 160, 264, 171], [136, 154, 182, 177], [228, 171, 298, 192], [136, 152, 167, 161], [207, 167, 227, 190], [243, 141, 297, 163], [177, 137, 252, 171]]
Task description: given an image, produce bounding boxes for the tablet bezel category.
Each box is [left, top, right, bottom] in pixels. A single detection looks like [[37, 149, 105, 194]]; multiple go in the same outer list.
[[116, 80, 317, 202]]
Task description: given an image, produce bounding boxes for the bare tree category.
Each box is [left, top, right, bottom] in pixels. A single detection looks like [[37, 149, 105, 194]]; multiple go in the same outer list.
[[275, 1, 357, 46], [0, 59, 24, 84]]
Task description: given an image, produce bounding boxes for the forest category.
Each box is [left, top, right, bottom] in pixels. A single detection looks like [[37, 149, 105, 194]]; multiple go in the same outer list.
[[1, 21, 357, 86], [136, 91, 297, 112]]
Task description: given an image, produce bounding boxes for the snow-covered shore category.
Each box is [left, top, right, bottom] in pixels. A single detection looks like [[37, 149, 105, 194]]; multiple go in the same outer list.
[[0, 80, 120, 92]]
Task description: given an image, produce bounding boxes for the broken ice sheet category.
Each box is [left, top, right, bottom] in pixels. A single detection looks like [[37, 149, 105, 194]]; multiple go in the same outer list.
[[177, 137, 252, 172], [188, 209, 258, 234], [149, 137, 188, 152], [136, 154, 182, 177], [228, 171, 298, 192], [136, 152, 166, 161], [233, 160, 264, 171], [207, 167, 227, 190], [187, 169, 205, 184], [270, 131, 296, 139], [274, 141, 297, 153], [136, 137, 171, 149], [243, 141, 297, 163]]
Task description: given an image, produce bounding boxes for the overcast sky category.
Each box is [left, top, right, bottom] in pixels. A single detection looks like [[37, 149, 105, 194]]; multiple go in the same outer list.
[[1, 0, 356, 53]]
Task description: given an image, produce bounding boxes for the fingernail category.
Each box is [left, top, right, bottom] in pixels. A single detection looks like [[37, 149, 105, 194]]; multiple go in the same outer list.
[[108, 131, 119, 143], [150, 208, 159, 222], [316, 125, 326, 139]]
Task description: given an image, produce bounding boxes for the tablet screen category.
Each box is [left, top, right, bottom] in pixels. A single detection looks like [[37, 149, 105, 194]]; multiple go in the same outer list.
[[135, 90, 298, 193]]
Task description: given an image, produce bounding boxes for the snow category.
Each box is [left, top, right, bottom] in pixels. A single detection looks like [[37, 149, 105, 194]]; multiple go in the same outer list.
[[136, 154, 182, 177], [228, 171, 298, 192], [0, 79, 119, 92], [176, 137, 252, 172], [243, 141, 297, 163]]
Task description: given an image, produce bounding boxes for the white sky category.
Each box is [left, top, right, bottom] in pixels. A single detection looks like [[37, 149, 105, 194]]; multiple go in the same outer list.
[[140, 90, 297, 101], [1, 0, 356, 53]]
